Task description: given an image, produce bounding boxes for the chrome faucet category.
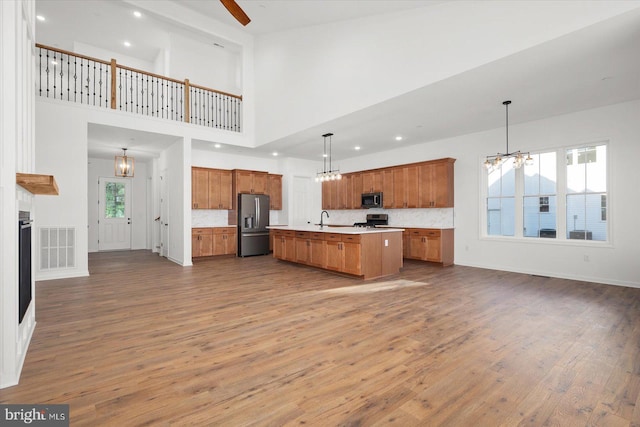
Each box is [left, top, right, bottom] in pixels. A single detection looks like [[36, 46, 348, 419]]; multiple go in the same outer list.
[[320, 210, 330, 228]]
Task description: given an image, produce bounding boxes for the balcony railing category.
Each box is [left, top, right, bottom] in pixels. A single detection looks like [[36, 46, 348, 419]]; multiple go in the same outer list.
[[36, 43, 242, 132]]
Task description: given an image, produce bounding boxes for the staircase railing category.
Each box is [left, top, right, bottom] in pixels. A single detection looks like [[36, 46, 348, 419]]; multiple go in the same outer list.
[[36, 43, 242, 132]]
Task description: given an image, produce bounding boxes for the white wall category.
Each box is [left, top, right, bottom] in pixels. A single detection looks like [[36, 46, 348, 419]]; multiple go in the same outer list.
[[161, 139, 190, 265], [73, 41, 155, 74], [339, 100, 640, 288], [254, 1, 638, 145], [87, 157, 149, 252], [168, 33, 241, 95]]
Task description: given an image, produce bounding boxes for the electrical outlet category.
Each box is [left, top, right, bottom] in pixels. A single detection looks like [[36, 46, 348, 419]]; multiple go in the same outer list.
[[384, 239, 389, 247]]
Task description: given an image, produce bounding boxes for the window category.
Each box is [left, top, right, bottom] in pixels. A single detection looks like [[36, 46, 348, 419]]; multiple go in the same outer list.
[[523, 152, 557, 238], [486, 160, 515, 236], [484, 142, 608, 242], [105, 182, 126, 218], [566, 144, 607, 241]]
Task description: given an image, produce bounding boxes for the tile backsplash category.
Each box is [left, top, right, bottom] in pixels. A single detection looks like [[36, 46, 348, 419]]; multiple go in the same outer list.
[[325, 208, 454, 228], [191, 210, 230, 227]]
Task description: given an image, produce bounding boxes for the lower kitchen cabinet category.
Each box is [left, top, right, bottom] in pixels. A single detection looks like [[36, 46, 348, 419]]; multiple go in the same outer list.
[[271, 227, 403, 279], [192, 228, 213, 257], [192, 227, 237, 258], [403, 228, 454, 266]]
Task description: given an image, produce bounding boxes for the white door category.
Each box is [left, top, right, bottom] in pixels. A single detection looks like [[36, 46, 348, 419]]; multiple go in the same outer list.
[[160, 170, 169, 257], [292, 176, 311, 225], [98, 177, 132, 251]]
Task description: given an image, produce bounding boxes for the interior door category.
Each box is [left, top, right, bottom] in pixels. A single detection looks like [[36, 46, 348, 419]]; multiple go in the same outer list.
[[99, 177, 132, 251], [160, 170, 169, 257]]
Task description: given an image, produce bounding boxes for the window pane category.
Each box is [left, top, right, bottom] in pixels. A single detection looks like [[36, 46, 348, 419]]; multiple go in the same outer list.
[[105, 182, 126, 218], [566, 143, 607, 241], [524, 196, 556, 238], [539, 152, 557, 194], [524, 154, 540, 195], [487, 197, 514, 236]]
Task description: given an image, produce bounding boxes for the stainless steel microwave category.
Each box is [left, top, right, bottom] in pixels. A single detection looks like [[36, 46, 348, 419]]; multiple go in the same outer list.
[[361, 192, 383, 209]]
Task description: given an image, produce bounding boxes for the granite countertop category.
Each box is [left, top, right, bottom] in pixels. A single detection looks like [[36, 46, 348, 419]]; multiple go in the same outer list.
[[267, 225, 405, 234]]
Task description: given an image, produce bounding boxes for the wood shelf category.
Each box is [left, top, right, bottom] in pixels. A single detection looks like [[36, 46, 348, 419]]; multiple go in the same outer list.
[[16, 173, 59, 195]]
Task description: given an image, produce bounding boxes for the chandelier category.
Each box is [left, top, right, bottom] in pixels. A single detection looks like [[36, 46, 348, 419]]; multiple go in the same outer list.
[[115, 148, 135, 177], [484, 100, 532, 171], [315, 133, 341, 182]]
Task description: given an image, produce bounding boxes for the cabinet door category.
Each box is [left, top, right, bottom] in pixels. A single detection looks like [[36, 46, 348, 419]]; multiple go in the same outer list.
[[342, 241, 361, 275], [322, 181, 331, 210], [382, 168, 394, 208], [419, 160, 454, 208], [362, 170, 383, 193], [218, 170, 233, 209], [212, 233, 226, 256], [392, 166, 419, 208], [252, 172, 268, 194], [192, 168, 209, 209], [408, 230, 427, 260], [273, 233, 285, 259], [192, 229, 213, 257], [350, 173, 362, 209], [268, 174, 283, 210], [295, 238, 310, 264], [235, 170, 253, 194], [425, 236, 441, 262], [405, 165, 420, 208], [325, 240, 343, 271], [308, 238, 326, 267], [283, 236, 296, 261]]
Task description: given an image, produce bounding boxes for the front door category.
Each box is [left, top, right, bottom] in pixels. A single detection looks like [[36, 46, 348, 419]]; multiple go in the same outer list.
[[98, 177, 132, 251]]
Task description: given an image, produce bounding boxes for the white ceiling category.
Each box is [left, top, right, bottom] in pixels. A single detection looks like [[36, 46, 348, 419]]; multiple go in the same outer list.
[[35, 1, 640, 162]]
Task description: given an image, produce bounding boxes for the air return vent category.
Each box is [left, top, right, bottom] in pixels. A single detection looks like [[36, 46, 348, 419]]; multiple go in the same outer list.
[[40, 227, 75, 270]]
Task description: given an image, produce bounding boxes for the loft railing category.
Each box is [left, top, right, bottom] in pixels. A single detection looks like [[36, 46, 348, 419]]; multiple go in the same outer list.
[[36, 43, 242, 132]]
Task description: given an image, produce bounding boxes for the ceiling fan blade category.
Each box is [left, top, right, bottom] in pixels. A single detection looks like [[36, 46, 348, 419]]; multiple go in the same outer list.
[[220, 0, 251, 26]]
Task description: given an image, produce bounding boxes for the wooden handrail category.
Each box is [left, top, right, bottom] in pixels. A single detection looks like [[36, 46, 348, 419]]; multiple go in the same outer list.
[[189, 82, 243, 100], [35, 43, 110, 65], [36, 43, 243, 99]]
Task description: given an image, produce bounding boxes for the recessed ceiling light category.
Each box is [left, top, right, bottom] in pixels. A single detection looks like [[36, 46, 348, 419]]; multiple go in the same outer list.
[[322, 154, 328, 158], [272, 152, 278, 156], [214, 143, 221, 148], [395, 136, 403, 141], [123, 41, 131, 47], [133, 11, 142, 18], [36, 15, 45, 22], [355, 146, 361, 150], [50, 60, 57, 65]]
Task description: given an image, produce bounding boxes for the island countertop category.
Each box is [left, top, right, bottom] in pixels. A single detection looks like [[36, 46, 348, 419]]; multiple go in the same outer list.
[[266, 225, 405, 234]]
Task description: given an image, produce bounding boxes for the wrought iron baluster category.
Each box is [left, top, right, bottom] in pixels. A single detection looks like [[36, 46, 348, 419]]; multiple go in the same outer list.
[[67, 54, 71, 101], [92, 60, 96, 105]]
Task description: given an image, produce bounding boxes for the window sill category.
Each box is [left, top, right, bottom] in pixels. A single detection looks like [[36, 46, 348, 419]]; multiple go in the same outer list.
[[479, 235, 613, 248]]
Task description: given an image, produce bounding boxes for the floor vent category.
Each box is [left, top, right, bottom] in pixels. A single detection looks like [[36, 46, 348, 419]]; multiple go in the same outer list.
[[40, 227, 75, 270]]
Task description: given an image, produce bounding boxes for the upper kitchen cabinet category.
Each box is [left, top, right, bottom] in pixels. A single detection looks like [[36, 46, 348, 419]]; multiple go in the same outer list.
[[192, 167, 209, 209], [419, 158, 455, 208], [382, 168, 394, 208], [361, 170, 383, 193], [209, 169, 233, 209], [392, 165, 419, 209], [268, 174, 283, 210], [233, 169, 268, 194], [192, 167, 233, 209]]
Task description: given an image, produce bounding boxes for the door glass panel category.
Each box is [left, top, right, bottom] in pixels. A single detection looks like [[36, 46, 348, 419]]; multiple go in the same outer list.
[[105, 182, 126, 218]]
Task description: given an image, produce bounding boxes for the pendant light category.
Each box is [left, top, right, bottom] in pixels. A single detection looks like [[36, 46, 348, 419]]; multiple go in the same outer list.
[[115, 148, 135, 177], [315, 133, 341, 182], [484, 100, 533, 171]]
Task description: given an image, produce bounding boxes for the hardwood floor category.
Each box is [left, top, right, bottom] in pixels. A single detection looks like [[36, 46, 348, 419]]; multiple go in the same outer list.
[[2, 251, 640, 426]]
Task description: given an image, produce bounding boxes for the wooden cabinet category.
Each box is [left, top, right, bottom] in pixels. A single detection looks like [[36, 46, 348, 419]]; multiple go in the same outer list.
[[403, 228, 454, 266], [362, 170, 383, 193], [392, 165, 419, 208], [272, 230, 296, 262], [419, 159, 454, 208], [192, 168, 209, 209], [320, 158, 454, 211], [212, 227, 236, 256], [267, 174, 283, 210], [209, 169, 232, 209], [192, 228, 213, 257], [192, 167, 232, 209], [272, 228, 403, 279], [234, 169, 267, 194], [192, 227, 236, 257]]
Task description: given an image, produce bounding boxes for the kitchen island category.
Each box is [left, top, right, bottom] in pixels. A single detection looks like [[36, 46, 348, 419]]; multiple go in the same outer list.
[[268, 225, 404, 280]]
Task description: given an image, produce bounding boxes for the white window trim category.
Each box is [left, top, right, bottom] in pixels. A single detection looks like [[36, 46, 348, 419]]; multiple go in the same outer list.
[[479, 140, 611, 246]]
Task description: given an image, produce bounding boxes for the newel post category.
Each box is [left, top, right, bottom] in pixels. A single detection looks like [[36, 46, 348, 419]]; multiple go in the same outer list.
[[184, 79, 190, 123], [110, 59, 117, 109]]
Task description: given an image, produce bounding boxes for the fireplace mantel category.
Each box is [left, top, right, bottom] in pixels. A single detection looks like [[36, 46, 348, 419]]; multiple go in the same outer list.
[[16, 173, 59, 195]]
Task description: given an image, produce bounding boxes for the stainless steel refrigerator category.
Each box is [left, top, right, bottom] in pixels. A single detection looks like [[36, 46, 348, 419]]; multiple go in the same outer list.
[[237, 193, 270, 257]]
